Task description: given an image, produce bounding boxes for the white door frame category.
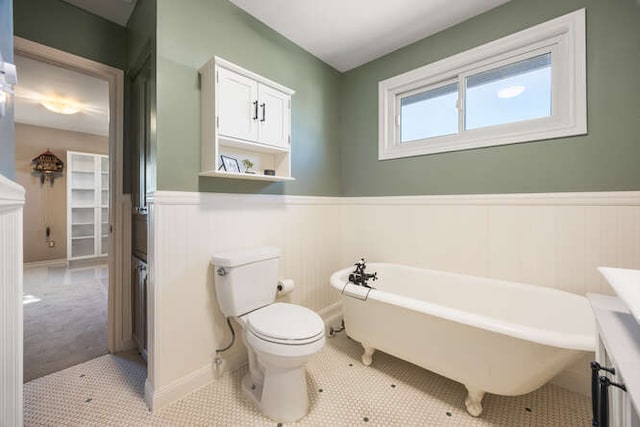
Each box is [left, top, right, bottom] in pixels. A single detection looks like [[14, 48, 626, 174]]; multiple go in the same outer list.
[[14, 36, 132, 353]]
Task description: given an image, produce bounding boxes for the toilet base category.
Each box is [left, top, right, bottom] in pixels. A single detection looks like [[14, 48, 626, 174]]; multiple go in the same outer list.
[[241, 364, 309, 423], [241, 374, 263, 408]]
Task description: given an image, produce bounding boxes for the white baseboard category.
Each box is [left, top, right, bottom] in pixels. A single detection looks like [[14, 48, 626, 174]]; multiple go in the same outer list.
[[117, 338, 137, 353], [145, 363, 215, 411], [24, 258, 67, 269], [551, 370, 590, 397], [318, 302, 342, 328], [224, 354, 248, 376], [551, 352, 593, 397]]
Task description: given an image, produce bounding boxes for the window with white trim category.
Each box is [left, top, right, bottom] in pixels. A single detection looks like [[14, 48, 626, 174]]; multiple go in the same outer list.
[[379, 9, 586, 160]]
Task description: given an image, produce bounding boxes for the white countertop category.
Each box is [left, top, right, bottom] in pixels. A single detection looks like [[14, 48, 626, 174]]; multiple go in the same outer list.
[[598, 267, 640, 324]]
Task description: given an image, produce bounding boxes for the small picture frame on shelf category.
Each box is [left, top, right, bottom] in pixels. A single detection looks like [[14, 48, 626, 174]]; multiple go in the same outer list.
[[220, 155, 240, 173]]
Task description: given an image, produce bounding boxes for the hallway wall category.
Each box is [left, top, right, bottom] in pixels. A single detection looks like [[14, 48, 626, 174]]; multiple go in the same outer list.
[[15, 124, 107, 263]]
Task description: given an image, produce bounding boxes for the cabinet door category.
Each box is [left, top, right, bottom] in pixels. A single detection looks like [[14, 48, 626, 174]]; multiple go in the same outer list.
[[131, 58, 151, 260], [217, 67, 258, 142], [258, 84, 290, 148]]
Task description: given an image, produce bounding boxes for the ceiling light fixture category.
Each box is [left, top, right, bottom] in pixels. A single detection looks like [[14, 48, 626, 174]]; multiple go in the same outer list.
[[497, 85, 525, 99], [40, 98, 82, 115]]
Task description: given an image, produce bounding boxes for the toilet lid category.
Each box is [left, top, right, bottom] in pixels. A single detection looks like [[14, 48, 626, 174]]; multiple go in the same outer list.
[[246, 303, 324, 344]]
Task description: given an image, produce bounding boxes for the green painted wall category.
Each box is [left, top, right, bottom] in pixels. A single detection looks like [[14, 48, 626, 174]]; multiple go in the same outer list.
[[10, 0, 639, 196], [13, 0, 126, 70], [126, 0, 155, 70], [340, 0, 640, 196], [155, 0, 343, 195], [0, 0, 14, 179]]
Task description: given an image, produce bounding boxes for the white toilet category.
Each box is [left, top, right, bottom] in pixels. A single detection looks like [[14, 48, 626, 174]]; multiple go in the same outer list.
[[211, 247, 325, 422]]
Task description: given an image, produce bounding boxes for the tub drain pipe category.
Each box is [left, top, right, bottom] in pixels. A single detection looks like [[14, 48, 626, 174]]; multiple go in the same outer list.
[[329, 319, 345, 337]]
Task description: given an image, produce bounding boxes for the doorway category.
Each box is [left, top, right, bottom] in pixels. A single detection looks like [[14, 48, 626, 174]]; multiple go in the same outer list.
[[13, 37, 129, 381]]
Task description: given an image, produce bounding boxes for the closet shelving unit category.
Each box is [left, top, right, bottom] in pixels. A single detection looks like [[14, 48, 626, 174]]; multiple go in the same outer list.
[[67, 151, 109, 261]]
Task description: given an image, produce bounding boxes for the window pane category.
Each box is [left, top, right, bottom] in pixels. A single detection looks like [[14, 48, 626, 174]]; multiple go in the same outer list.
[[400, 82, 458, 143], [465, 53, 551, 130]]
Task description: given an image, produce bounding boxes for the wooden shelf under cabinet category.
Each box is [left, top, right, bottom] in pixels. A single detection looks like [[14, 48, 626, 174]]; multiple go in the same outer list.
[[199, 170, 295, 182]]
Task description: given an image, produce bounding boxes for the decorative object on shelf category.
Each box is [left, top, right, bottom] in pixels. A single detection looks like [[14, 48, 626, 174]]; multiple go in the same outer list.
[[32, 149, 64, 185], [264, 169, 275, 176], [242, 159, 255, 174], [220, 155, 240, 173]]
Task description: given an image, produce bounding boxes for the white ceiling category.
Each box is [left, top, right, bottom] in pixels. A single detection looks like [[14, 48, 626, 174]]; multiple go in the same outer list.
[[60, 0, 137, 26], [229, 0, 511, 72], [14, 55, 110, 136], [59, 0, 510, 71]]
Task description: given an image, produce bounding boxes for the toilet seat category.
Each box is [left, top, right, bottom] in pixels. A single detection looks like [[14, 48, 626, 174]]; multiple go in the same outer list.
[[246, 303, 325, 346]]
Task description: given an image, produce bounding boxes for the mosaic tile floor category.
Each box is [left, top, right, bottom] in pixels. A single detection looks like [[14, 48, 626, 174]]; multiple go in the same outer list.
[[24, 332, 590, 426]]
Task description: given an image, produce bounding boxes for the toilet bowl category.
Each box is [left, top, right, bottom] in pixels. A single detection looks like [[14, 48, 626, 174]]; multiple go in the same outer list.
[[239, 303, 325, 422], [211, 247, 325, 422]]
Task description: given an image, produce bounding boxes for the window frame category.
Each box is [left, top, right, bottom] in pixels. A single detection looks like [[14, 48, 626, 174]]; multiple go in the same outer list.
[[378, 9, 586, 160]]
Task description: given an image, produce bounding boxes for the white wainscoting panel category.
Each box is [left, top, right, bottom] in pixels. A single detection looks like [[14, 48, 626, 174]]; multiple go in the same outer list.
[[145, 192, 343, 410], [340, 193, 640, 296], [145, 191, 640, 408], [0, 174, 26, 427]]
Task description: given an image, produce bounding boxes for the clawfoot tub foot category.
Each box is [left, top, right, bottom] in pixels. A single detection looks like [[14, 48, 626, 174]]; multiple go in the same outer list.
[[361, 344, 375, 366], [464, 386, 485, 417]]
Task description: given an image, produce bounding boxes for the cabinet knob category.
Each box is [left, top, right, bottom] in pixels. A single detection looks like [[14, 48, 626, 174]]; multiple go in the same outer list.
[[252, 100, 258, 120], [260, 103, 266, 122]]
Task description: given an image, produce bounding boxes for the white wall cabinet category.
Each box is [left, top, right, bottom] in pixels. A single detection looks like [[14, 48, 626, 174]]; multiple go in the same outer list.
[[67, 151, 109, 260], [200, 57, 295, 181]]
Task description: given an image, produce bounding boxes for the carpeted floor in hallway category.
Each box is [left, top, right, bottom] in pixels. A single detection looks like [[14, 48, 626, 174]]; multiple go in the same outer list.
[[23, 261, 109, 382]]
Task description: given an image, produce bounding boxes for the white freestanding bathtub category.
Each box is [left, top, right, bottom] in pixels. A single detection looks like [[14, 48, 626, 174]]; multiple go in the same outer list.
[[330, 263, 595, 417]]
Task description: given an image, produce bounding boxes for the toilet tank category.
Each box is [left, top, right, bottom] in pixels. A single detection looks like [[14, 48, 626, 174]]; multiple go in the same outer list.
[[211, 247, 280, 317]]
